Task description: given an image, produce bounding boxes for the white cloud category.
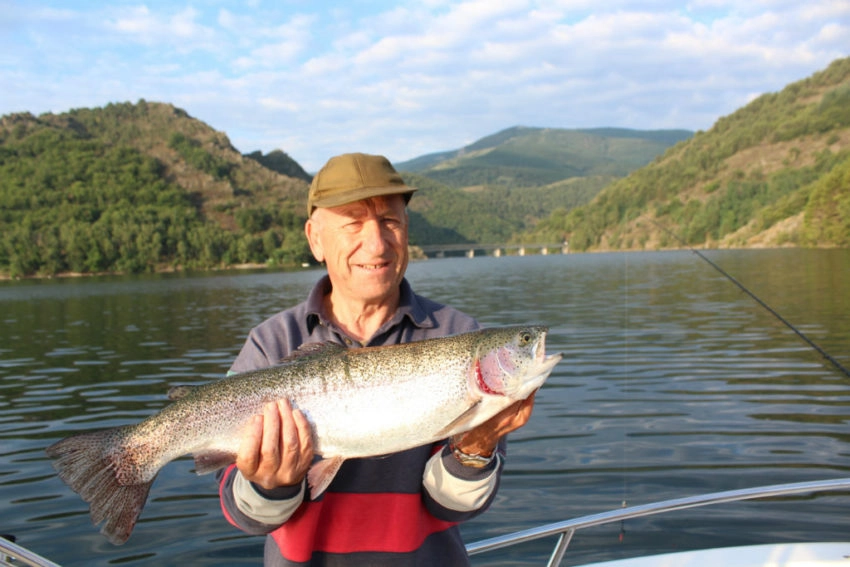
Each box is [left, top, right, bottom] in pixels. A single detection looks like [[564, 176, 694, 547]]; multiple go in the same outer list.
[[104, 4, 216, 51], [258, 97, 300, 112], [1, 0, 847, 170], [816, 21, 848, 43], [217, 8, 250, 32]]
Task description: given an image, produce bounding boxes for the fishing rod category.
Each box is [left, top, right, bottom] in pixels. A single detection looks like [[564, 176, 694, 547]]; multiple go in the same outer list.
[[651, 221, 850, 379]]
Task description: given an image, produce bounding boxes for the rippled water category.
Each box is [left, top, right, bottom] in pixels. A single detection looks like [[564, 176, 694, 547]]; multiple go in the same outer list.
[[1, 249, 849, 566]]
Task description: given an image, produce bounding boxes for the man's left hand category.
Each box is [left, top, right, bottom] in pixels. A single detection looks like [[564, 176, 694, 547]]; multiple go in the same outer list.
[[452, 390, 538, 458]]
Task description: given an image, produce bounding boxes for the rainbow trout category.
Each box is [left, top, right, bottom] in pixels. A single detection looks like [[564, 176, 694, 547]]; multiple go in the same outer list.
[[46, 325, 561, 545]]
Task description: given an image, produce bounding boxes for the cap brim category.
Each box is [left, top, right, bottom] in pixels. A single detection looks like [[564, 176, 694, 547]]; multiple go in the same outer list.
[[311, 185, 416, 210]]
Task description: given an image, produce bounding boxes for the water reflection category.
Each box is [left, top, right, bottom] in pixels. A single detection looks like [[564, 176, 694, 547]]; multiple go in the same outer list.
[[1, 250, 849, 566]]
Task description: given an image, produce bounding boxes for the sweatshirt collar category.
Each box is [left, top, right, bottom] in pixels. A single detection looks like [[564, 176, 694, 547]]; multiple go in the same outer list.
[[305, 275, 434, 336]]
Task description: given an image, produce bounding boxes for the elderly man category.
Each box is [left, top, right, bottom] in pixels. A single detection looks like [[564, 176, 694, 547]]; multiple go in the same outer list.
[[217, 152, 536, 566]]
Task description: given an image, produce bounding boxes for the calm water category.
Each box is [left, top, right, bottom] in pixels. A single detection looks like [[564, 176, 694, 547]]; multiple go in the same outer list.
[[1, 250, 849, 566]]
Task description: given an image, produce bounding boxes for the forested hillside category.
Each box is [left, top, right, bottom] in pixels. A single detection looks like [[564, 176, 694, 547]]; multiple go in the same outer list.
[[402, 171, 608, 245], [398, 127, 692, 245], [0, 101, 313, 277], [521, 57, 850, 250], [0, 102, 691, 277], [2, 56, 847, 278], [397, 126, 692, 185]]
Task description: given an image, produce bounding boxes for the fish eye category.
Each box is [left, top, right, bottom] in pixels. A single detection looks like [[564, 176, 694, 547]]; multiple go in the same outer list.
[[519, 331, 532, 346]]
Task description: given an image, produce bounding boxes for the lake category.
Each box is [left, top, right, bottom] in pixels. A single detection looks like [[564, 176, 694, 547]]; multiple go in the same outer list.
[[1, 249, 849, 566]]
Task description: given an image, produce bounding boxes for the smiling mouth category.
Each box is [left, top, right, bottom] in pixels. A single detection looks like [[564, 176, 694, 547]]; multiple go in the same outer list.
[[356, 262, 390, 270]]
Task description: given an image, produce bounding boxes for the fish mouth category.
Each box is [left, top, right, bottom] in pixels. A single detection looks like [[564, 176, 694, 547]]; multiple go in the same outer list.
[[538, 351, 563, 374], [523, 351, 562, 398], [506, 331, 562, 399], [536, 331, 563, 372]]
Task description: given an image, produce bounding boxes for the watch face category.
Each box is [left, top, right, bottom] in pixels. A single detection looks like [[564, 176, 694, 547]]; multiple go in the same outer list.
[[450, 441, 496, 468]]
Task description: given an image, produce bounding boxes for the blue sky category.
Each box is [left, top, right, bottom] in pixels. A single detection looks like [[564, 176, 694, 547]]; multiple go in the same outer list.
[[2, 1, 848, 171]]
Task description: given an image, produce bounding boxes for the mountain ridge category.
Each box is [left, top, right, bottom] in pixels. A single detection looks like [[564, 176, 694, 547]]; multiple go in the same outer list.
[[519, 56, 850, 250], [1, 56, 848, 278]]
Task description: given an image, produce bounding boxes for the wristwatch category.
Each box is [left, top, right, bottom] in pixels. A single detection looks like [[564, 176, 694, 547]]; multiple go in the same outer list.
[[448, 437, 496, 468]]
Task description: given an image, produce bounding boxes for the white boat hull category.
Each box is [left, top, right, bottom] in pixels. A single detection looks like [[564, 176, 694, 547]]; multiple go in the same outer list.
[[581, 543, 850, 567]]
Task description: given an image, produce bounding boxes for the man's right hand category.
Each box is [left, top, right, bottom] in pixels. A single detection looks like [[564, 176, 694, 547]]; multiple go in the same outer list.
[[236, 399, 314, 491]]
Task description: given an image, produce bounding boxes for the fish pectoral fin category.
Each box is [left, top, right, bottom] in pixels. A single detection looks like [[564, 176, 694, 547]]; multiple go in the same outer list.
[[435, 400, 482, 439], [193, 451, 237, 475], [307, 456, 345, 500]]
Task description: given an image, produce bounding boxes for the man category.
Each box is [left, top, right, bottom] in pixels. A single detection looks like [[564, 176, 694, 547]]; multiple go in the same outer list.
[[218, 152, 537, 566]]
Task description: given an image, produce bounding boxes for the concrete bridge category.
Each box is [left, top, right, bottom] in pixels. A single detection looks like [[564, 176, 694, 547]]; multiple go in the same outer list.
[[415, 242, 568, 259]]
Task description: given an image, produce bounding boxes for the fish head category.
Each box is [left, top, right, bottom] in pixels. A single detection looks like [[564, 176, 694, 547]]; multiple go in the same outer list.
[[472, 325, 562, 401]]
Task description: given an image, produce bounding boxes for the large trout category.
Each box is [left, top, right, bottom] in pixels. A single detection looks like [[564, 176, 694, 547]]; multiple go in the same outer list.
[[46, 325, 561, 545]]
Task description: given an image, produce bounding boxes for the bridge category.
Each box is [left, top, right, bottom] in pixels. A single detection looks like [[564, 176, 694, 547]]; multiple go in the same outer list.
[[414, 242, 568, 259]]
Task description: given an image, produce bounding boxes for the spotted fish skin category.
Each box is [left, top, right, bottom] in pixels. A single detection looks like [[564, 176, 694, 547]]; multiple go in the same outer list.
[[45, 325, 562, 544]]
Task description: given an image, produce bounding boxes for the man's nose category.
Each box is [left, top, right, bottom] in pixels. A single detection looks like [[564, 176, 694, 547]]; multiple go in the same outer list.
[[361, 218, 389, 254]]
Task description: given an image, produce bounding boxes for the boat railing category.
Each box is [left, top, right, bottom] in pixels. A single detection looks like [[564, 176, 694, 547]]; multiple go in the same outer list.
[[0, 536, 61, 567], [465, 477, 850, 567], [5, 477, 850, 567]]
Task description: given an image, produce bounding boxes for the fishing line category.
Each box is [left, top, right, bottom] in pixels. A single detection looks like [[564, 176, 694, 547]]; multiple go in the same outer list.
[[620, 252, 630, 544], [651, 221, 850, 379]]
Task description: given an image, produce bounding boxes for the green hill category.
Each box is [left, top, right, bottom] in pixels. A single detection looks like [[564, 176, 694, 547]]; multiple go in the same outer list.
[[521, 57, 850, 250], [397, 126, 692, 245], [402, 170, 609, 245], [397, 126, 692, 186], [245, 149, 311, 183], [0, 101, 694, 277], [2, 56, 847, 278], [0, 101, 313, 277]]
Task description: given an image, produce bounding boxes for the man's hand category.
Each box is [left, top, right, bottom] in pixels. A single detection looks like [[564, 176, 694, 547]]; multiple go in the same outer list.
[[453, 391, 538, 458], [236, 399, 314, 491]]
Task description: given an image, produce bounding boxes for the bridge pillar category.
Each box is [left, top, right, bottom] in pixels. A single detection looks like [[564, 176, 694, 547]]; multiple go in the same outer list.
[[518, 247, 526, 256], [494, 248, 502, 257], [541, 247, 549, 255], [467, 249, 475, 258]]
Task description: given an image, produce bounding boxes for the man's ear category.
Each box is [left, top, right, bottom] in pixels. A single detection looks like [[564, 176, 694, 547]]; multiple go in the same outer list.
[[305, 217, 324, 263]]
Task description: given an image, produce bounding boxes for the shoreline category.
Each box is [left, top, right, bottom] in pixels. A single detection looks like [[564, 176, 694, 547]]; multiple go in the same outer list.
[[0, 262, 303, 282], [2, 244, 842, 281]]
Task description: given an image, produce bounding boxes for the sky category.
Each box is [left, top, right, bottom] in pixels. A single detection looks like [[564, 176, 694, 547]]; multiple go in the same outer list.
[[1, 1, 848, 172]]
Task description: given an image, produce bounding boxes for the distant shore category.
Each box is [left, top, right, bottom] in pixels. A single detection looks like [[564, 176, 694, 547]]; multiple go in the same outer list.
[[0, 262, 306, 281], [0, 246, 434, 281]]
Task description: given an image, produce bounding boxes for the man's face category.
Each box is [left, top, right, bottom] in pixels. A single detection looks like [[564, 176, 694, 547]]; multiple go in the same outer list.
[[305, 194, 409, 305]]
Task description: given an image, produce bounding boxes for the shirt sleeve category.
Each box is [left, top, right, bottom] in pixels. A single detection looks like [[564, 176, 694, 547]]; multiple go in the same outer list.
[[421, 440, 505, 522], [217, 464, 306, 535]]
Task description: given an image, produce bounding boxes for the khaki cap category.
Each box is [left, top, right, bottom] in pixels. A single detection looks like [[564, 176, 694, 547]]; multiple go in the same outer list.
[[307, 152, 416, 215]]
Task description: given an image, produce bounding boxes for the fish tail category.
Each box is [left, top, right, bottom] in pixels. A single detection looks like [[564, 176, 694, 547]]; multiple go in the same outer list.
[[46, 427, 157, 545]]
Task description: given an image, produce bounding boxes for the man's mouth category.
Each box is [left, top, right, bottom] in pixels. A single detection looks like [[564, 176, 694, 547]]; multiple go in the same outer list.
[[356, 262, 390, 270]]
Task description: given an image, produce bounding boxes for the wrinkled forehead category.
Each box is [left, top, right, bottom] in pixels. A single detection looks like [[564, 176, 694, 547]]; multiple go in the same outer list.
[[315, 194, 408, 220]]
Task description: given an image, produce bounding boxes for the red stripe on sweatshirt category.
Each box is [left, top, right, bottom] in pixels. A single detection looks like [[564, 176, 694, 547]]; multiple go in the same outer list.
[[219, 464, 240, 528], [272, 492, 457, 562]]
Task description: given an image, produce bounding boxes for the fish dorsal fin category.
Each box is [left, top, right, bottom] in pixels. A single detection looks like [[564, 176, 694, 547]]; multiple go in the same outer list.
[[281, 342, 347, 363], [167, 385, 196, 401]]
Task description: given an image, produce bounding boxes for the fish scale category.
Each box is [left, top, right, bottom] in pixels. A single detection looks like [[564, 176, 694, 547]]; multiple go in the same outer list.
[[46, 325, 562, 545]]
